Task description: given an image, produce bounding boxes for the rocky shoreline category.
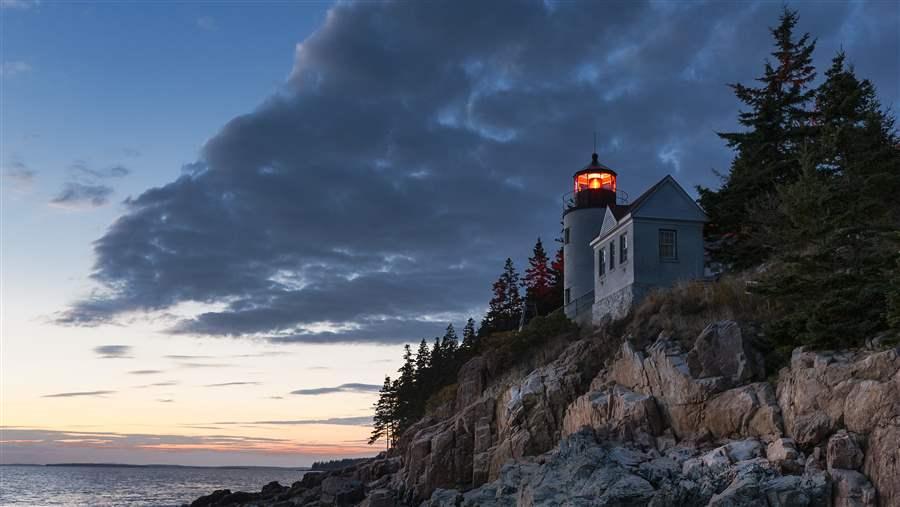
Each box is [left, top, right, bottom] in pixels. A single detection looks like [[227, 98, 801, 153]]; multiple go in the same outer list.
[[189, 320, 900, 506]]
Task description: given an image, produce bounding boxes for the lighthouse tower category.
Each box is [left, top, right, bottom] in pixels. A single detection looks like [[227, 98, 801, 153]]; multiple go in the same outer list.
[[562, 153, 618, 321]]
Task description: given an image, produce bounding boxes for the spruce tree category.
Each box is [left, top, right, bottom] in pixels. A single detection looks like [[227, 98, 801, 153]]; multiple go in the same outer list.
[[461, 318, 478, 353], [480, 258, 523, 334], [440, 323, 459, 356], [523, 238, 554, 316], [699, 7, 817, 268], [369, 375, 396, 447], [755, 52, 900, 350], [414, 338, 432, 398], [393, 344, 418, 433]]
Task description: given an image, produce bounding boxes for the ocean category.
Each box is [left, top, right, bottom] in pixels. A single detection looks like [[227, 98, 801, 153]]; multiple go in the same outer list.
[[0, 465, 307, 506]]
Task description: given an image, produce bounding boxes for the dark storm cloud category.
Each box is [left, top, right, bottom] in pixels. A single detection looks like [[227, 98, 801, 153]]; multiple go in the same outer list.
[[42, 390, 115, 398], [290, 383, 381, 396], [59, 1, 899, 342], [50, 182, 114, 208], [93, 344, 132, 358]]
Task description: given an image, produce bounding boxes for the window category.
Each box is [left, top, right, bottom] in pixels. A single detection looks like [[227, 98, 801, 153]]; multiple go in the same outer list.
[[598, 248, 606, 276], [620, 233, 628, 262], [564, 227, 570, 245], [659, 229, 678, 261], [564, 288, 571, 305], [609, 240, 615, 270]]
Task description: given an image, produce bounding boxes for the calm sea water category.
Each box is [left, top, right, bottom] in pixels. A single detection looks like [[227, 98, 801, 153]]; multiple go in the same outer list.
[[0, 465, 307, 506]]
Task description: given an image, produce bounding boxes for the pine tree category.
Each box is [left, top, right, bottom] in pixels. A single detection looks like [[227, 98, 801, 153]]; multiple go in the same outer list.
[[480, 258, 523, 334], [523, 238, 554, 316], [369, 375, 396, 448], [393, 344, 418, 433], [461, 318, 478, 353], [441, 324, 459, 356], [755, 51, 900, 350], [550, 245, 564, 308], [414, 338, 432, 396], [699, 7, 817, 268]]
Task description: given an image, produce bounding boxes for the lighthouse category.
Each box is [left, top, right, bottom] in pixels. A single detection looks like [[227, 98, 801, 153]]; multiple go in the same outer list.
[[562, 153, 619, 321]]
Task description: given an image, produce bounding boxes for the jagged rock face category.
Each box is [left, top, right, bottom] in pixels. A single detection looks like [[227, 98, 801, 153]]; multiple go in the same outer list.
[[423, 431, 830, 507], [398, 339, 603, 502], [608, 324, 781, 440], [777, 347, 900, 505]]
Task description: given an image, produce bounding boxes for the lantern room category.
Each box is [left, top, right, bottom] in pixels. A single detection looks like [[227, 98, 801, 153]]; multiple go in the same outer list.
[[572, 153, 617, 209]]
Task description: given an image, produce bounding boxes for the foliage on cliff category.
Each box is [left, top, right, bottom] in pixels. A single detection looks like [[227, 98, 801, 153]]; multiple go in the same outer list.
[[699, 7, 900, 351]]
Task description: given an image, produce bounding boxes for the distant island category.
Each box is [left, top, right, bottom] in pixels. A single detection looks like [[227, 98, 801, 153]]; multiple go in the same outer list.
[[0, 463, 309, 470]]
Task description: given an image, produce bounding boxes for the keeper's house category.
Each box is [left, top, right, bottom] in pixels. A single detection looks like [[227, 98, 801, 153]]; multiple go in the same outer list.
[[562, 153, 708, 325]]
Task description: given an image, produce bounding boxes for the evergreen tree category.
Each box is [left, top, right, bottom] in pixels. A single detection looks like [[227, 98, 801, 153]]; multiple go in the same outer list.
[[461, 318, 478, 353], [699, 7, 817, 268], [368, 375, 396, 448], [755, 52, 900, 350], [414, 338, 432, 398], [480, 258, 523, 334], [393, 344, 418, 432], [550, 245, 564, 308], [523, 238, 555, 316], [441, 323, 459, 356]]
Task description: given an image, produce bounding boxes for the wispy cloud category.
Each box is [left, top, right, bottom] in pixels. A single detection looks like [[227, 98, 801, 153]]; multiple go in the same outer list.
[[157, 398, 175, 403], [128, 369, 163, 375], [178, 362, 235, 369], [197, 16, 217, 31], [307, 366, 331, 370], [50, 182, 114, 209], [42, 390, 115, 398], [93, 345, 132, 359], [0, 427, 377, 464], [204, 382, 260, 388], [0, 61, 31, 77], [49, 161, 130, 210], [134, 381, 179, 389], [2, 161, 36, 190], [213, 416, 372, 427], [69, 161, 129, 179], [164, 355, 214, 360], [290, 383, 380, 396], [0, 0, 40, 9]]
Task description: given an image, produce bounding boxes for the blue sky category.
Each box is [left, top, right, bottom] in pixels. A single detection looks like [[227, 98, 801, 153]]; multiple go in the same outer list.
[[1, 0, 898, 466]]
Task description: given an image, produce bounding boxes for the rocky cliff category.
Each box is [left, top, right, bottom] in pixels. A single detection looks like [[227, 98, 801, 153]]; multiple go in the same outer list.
[[190, 319, 899, 507]]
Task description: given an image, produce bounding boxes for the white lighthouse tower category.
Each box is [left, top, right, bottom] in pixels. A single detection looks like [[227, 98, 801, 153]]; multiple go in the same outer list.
[[562, 153, 619, 322]]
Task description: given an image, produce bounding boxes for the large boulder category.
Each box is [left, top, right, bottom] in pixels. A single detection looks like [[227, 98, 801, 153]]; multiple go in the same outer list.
[[827, 430, 864, 471], [863, 423, 900, 507], [777, 347, 900, 447], [561, 383, 664, 440], [688, 321, 765, 384], [829, 469, 877, 507], [702, 382, 782, 439], [609, 329, 779, 440]]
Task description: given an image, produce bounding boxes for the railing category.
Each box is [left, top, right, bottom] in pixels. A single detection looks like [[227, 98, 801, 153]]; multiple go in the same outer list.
[[564, 289, 595, 319], [561, 189, 629, 210]]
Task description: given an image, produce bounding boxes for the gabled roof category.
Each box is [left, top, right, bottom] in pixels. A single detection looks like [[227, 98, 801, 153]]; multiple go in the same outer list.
[[589, 175, 707, 246]]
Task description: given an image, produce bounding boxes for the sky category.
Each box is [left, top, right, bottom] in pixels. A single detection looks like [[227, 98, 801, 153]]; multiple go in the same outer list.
[[1, 0, 898, 466]]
